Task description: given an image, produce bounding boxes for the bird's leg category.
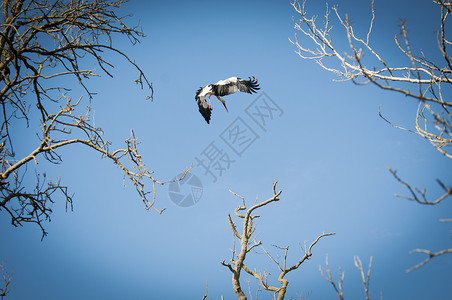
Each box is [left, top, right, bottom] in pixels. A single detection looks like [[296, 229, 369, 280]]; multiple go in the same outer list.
[[208, 94, 212, 108], [216, 96, 228, 112]]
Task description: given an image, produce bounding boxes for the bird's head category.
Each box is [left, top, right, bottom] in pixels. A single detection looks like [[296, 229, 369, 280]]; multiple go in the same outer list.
[[204, 84, 214, 95]]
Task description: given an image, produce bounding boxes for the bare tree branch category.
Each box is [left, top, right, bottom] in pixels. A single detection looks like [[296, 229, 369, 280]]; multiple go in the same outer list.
[[222, 181, 281, 300], [320, 255, 374, 300], [0, 0, 188, 238], [222, 181, 335, 300], [406, 248, 452, 273], [319, 255, 344, 300], [291, 0, 452, 272], [354, 256, 372, 300], [388, 167, 452, 205], [290, 0, 452, 158], [406, 218, 452, 273], [0, 262, 12, 300]]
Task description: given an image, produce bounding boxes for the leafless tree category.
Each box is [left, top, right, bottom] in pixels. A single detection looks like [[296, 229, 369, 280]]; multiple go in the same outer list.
[[290, 0, 451, 271], [221, 181, 335, 300], [320, 255, 378, 300], [0, 0, 189, 239]]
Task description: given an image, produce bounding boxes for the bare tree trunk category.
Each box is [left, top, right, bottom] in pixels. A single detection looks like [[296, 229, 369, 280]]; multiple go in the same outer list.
[[222, 181, 335, 299]]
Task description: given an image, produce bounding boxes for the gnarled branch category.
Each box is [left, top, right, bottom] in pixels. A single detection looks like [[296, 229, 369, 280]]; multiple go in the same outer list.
[[222, 181, 334, 300]]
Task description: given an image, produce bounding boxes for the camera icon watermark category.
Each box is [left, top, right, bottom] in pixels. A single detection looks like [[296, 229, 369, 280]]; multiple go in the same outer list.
[[168, 173, 203, 207]]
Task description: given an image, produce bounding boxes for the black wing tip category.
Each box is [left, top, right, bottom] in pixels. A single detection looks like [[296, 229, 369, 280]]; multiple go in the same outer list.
[[198, 99, 212, 124], [195, 87, 203, 101], [247, 76, 260, 93]]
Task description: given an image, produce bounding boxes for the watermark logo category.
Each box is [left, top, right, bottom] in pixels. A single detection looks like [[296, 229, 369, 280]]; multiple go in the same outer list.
[[168, 92, 283, 207], [194, 141, 236, 183], [246, 92, 284, 131], [168, 173, 203, 207], [220, 117, 259, 157]]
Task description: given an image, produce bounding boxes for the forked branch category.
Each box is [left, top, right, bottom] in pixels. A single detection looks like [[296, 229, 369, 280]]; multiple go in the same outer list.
[[320, 255, 374, 300], [222, 181, 334, 300], [0, 0, 189, 237], [0, 262, 12, 300], [291, 0, 452, 272]]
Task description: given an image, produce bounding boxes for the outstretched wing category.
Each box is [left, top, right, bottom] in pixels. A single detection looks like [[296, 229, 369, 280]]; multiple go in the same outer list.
[[195, 77, 260, 124], [212, 76, 260, 97], [236, 76, 260, 94], [198, 99, 212, 124], [212, 78, 239, 97]]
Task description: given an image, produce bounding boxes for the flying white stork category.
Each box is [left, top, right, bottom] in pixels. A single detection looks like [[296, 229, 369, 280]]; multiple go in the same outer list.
[[195, 76, 260, 124]]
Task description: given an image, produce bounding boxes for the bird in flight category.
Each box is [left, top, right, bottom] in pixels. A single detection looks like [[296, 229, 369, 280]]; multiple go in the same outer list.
[[195, 76, 260, 124]]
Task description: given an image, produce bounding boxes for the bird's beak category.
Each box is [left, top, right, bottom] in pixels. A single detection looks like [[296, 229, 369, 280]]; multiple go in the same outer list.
[[223, 102, 228, 112]]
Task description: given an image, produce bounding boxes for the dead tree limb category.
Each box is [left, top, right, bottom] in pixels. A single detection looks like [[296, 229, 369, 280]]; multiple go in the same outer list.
[[320, 255, 374, 300], [291, 0, 451, 272], [0, 0, 189, 238], [0, 262, 12, 300], [222, 181, 335, 300]]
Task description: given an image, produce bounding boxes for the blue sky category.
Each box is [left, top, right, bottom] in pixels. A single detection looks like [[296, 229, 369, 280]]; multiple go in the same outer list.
[[1, 0, 451, 299]]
